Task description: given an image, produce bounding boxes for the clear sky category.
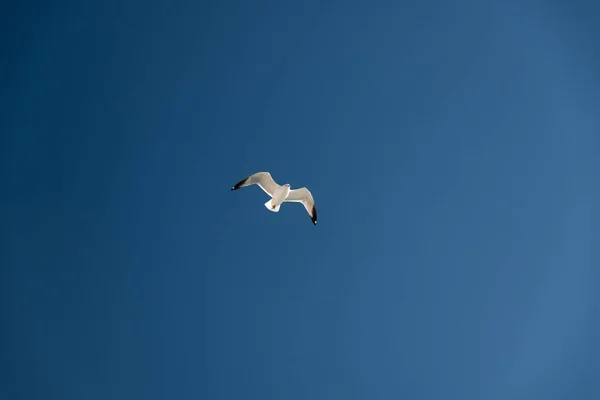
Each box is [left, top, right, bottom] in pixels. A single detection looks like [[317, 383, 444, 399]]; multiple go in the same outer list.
[[2, 0, 599, 399]]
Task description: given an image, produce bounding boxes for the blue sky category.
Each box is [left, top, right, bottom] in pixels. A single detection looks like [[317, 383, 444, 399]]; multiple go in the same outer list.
[[2, 1, 599, 399]]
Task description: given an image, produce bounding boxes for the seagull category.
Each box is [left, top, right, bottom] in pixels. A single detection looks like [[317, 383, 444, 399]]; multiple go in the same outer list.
[[231, 172, 317, 225]]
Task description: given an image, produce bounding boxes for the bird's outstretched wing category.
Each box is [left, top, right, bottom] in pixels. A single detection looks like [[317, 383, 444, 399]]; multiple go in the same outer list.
[[231, 172, 280, 197], [284, 187, 317, 225]]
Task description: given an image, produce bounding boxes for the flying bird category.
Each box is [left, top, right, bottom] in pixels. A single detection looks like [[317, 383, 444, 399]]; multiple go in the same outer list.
[[231, 172, 317, 225]]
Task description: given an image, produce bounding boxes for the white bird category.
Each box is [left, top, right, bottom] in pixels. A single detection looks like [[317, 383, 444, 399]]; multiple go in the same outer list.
[[231, 172, 317, 225]]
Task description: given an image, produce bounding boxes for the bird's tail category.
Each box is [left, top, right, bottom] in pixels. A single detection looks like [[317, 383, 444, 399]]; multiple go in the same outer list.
[[264, 199, 280, 212]]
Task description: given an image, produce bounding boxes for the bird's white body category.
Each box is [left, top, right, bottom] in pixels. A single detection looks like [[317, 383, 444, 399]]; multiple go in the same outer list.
[[231, 172, 317, 225], [265, 184, 291, 212]]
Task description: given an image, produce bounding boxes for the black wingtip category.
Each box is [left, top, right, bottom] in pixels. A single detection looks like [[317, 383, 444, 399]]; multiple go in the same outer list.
[[311, 205, 317, 225], [231, 177, 248, 191]]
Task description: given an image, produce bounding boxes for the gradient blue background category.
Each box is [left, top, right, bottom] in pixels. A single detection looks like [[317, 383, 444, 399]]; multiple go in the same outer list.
[[2, 1, 599, 399]]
